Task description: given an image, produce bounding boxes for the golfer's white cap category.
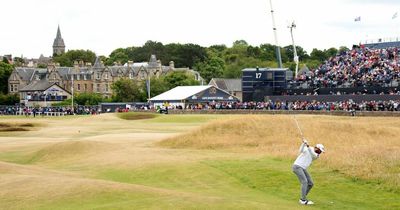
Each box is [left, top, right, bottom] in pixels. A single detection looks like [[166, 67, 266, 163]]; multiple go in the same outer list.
[[315, 144, 325, 153]]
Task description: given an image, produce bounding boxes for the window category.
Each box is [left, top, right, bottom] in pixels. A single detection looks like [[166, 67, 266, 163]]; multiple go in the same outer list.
[[10, 85, 13, 92], [105, 84, 109, 92], [84, 84, 87, 91], [97, 84, 100, 92], [105, 73, 109, 80], [83, 74, 87, 80], [129, 72, 134, 79], [36, 75, 40, 80], [77, 84, 81, 91], [140, 71, 146, 80], [14, 85, 18, 92], [97, 73, 101, 79], [77, 74, 80, 80]]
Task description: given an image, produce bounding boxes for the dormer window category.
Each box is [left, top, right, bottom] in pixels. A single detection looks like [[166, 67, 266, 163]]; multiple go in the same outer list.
[[35, 75, 40, 80], [97, 73, 101, 79], [105, 73, 109, 80], [129, 72, 134, 79]]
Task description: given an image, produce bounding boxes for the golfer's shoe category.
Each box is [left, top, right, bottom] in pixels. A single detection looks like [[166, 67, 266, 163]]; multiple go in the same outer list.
[[299, 199, 314, 205]]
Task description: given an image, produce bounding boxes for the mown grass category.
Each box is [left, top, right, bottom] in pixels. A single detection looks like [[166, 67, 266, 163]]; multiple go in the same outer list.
[[92, 158, 400, 209]]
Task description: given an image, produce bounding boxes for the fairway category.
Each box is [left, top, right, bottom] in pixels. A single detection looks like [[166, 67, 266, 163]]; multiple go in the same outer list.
[[0, 113, 399, 210]]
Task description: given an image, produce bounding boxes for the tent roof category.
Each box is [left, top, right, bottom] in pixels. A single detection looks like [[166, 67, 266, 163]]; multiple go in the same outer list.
[[149, 85, 211, 101]]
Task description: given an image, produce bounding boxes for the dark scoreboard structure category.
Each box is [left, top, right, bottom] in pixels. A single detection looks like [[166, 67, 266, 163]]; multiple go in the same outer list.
[[242, 68, 292, 102]]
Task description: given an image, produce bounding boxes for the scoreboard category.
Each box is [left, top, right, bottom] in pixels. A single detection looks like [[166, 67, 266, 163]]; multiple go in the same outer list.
[[242, 68, 291, 101]]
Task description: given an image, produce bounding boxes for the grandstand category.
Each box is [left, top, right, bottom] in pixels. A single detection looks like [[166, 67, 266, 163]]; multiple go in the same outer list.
[[243, 44, 400, 103], [363, 37, 400, 49]]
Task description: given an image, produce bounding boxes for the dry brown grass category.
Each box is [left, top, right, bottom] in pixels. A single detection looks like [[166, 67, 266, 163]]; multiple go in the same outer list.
[[160, 115, 400, 187]]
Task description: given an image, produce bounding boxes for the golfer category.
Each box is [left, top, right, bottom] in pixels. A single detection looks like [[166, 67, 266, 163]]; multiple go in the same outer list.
[[292, 138, 325, 205]]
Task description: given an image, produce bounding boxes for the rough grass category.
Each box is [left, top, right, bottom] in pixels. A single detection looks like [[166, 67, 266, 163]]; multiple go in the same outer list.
[[117, 112, 158, 120], [159, 115, 400, 190]]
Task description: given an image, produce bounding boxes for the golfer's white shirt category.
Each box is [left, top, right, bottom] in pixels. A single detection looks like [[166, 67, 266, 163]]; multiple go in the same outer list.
[[294, 143, 319, 169]]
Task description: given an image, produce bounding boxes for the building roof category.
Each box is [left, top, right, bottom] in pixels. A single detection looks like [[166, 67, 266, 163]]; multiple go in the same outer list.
[[209, 78, 242, 92], [150, 86, 211, 101], [15, 68, 36, 80], [149, 85, 239, 102], [19, 80, 54, 91], [242, 68, 289, 72]]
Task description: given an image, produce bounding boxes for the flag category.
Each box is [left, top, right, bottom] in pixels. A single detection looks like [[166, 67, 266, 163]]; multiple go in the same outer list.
[[354, 16, 361, 22], [393, 12, 398, 19]]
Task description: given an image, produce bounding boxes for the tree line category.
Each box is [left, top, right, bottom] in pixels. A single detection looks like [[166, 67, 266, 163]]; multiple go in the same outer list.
[[48, 40, 349, 83], [6, 40, 350, 104]]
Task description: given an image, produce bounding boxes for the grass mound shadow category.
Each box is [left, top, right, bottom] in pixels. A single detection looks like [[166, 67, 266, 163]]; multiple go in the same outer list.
[[117, 112, 157, 121], [0, 122, 37, 132]]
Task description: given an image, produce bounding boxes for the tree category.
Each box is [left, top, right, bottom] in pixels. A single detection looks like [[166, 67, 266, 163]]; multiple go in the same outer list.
[[74, 93, 105, 105], [144, 77, 170, 98], [37, 63, 47, 68], [106, 48, 128, 66], [53, 49, 96, 67], [283, 45, 309, 62], [310, 48, 328, 62], [195, 57, 225, 82], [111, 78, 145, 102], [163, 71, 200, 89], [13, 57, 25, 67], [338, 46, 350, 55], [325, 47, 338, 58], [0, 61, 14, 94], [0, 93, 19, 105], [2, 57, 9, 64]]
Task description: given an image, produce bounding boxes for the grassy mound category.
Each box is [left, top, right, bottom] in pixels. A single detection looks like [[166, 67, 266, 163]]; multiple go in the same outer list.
[[117, 112, 157, 120], [159, 115, 400, 190], [24, 141, 114, 164]]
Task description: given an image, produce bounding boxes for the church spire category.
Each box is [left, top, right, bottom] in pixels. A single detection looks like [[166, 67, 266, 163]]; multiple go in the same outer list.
[[56, 25, 62, 39], [53, 25, 65, 56]]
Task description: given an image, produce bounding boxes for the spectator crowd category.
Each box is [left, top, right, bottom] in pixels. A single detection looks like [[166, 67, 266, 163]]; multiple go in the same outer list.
[[170, 100, 400, 112], [291, 47, 400, 89]]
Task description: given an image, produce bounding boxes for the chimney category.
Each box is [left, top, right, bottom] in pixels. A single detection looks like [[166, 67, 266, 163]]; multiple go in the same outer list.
[[128, 60, 134, 68], [169, 61, 175, 69]]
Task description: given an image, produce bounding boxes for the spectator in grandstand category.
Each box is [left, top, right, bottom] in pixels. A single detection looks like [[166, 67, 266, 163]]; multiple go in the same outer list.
[[294, 47, 400, 90]]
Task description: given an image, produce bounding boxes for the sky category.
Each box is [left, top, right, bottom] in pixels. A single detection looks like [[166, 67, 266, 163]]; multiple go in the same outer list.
[[1, 0, 400, 58]]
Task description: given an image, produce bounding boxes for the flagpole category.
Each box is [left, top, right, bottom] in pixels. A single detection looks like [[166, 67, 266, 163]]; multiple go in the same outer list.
[[269, 0, 283, 68], [71, 74, 74, 114]]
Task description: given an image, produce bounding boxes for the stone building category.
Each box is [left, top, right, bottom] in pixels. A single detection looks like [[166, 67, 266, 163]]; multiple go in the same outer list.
[[8, 55, 203, 105], [8, 25, 205, 106]]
